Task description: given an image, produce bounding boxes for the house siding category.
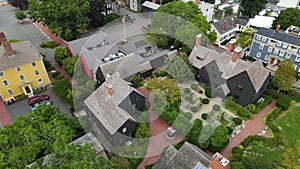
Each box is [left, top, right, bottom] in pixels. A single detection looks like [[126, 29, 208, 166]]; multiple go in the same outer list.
[[114, 120, 136, 145], [95, 67, 106, 85]]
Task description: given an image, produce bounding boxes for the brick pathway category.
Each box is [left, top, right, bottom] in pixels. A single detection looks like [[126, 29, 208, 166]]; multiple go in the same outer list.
[[50, 60, 76, 85], [220, 99, 276, 159], [34, 22, 66, 46], [136, 87, 185, 169], [0, 98, 12, 126]]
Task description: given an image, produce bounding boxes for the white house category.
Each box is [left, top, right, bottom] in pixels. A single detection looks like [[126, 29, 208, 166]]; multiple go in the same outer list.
[[130, 0, 138, 12], [277, 0, 300, 8], [249, 15, 275, 29], [198, 1, 215, 22]]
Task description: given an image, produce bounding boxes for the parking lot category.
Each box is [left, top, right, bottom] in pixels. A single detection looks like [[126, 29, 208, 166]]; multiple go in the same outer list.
[[5, 86, 72, 122]]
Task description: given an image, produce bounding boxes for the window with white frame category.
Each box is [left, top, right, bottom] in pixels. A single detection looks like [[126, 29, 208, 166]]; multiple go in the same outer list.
[[256, 35, 261, 40], [286, 53, 291, 58], [32, 62, 36, 66], [262, 37, 266, 42], [3, 80, 8, 86], [280, 51, 285, 57], [256, 52, 261, 58], [264, 55, 270, 61], [7, 89, 13, 95], [19, 75, 24, 80], [296, 56, 300, 62], [283, 43, 288, 48], [0, 72, 3, 77], [259, 44, 264, 50], [277, 41, 282, 46], [274, 49, 279, 55], [16, 66, 21, 71], [35, 70, 39, 75], [37, 78, 43, 84], [268, 47, 273, 52], [122, 127, 127, 133]]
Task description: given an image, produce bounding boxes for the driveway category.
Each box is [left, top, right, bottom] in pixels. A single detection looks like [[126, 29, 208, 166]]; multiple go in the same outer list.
[[0, 5, 55, 60], [5, 86, 72, 123]]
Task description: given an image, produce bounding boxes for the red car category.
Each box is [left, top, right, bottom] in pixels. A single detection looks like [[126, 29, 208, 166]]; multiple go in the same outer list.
[[28, 94, 49, 106]]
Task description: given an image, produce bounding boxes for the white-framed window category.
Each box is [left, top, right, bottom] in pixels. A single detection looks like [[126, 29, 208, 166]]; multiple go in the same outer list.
[[0, 72, 3, 77], [280, 51, 285, 57], [262, 37, 266, 42], [32, 62, 36, 66], [283, 43, 288, 48], [3, 80, 8, 86], [37, 78, 43, 84], [259, 44, 264, 50], [277, 41, 282, 46], [296, 56, 300, 62], [256, 35, 261, 40], [19, 75, 24, 80], [286, 53, 291, 58], [35, 70, 39, 75], [265, 55, 270, 61], [274, 49, 279, 55], [7, 89, 13, 95], [256, 52, 261, 57], [122, 127, 127, 133], [16, 66, 21, 71], [268, 47, 273, 52]]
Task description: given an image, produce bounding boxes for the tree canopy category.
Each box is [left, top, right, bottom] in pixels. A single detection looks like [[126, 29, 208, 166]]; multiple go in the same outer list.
[[272, 8, 300, 30], [27, 0, 90, 40], [273, 59, 296, 92], [149, 1, 216, 51], [281, 140, 300, 169], [8, 0, 28, 10], [239, 0, 268, 17]]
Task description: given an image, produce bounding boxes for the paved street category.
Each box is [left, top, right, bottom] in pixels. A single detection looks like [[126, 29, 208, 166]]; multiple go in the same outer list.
[[0, 5, 55, 60], [5, 86, 72, 123]]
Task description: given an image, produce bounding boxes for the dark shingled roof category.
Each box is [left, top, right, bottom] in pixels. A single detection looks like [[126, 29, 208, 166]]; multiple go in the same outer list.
[[153, 142, 211, 169], [212, 15, 236, 34], [235, 18, 249, 26], [256, 28, 300, 47]]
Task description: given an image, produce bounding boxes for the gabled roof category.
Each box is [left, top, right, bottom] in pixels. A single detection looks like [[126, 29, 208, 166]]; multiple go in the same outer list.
[[0, 41, 41, 71], [153, 142, 212, 169], [84, 73, 143, 135], [256, 28, 300, 47], [212, 15, 236, 34], [189, 45, 270, 93], [235, 18, 249, 26]]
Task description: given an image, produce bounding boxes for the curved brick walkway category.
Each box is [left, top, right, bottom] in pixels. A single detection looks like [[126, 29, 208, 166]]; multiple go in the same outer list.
[[0, 98, 12, 127], [136, 87, 185, 169], [220, 99, 276, 159], [50, 60, 76, 85], [33, 22, 66, 46]]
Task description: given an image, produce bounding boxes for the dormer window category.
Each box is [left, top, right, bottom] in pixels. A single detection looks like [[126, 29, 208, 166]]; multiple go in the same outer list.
[[0, 72, 3, 77], [16, 66, 21, 71], [256, 35, 261, 40]]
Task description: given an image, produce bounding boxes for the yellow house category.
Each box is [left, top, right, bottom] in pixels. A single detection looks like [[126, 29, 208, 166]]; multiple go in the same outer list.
[[0, 32, 50, 104]]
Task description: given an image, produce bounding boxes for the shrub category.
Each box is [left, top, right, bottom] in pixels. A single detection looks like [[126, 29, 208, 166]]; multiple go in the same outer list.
[[190, 106, 199, 113], [212, 104, 221, 111], [205, 87, 212, 98], [39, 41, 59, 48], [9, 39, 22, 43], [201, 113, 208, 120], [158, 70, 168, 77], [202, 98, 209, 104], [198, 82, 207, 88], [184, 112, 193, 120], [131, 73, 144, 88], [184, 88, 191, 94], [237, 109, 251, 120], [288, 89, 300, 102], [232, 117, 242, 125], [276, 95, 292, 110], [232, 146, 243, 155], [265, 89, 281, 99], [191, 83, 198, 90], [227, 126, 233, 135]]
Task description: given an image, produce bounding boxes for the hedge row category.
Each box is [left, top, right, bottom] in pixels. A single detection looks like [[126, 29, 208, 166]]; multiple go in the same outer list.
[[276, 95, 292, 110], [254, 95, 272, 114]]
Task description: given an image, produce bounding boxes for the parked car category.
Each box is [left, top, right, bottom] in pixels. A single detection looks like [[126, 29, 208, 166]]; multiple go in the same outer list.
[[125, 13, 135, 21], [30, 100, 52, 111], [28, 94, 49, 106]]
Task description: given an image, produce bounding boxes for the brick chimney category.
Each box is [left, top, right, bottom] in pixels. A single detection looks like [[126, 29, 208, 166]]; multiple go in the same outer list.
[[222, 21, 227, 31], [0, 32, 14, 56], [231, 17, 235, 26], [276, 25, 280, 32], [228, 39, 237, 52], [107, 84, 113, 96], [195, 0, 201, 4], [195, 34, 202, 47], [152, 0, 156, 3], [232, 47, 242, 62], [210, 152, 230, 169]]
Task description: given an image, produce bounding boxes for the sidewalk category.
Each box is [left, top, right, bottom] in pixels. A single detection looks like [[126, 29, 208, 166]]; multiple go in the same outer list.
[[0, 98, 12, 127], [34, 22, 67, 46], [50, 60, 75, 85]]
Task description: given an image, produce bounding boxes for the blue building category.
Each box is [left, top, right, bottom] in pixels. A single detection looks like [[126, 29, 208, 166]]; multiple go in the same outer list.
[[249, 27, 300, 72]]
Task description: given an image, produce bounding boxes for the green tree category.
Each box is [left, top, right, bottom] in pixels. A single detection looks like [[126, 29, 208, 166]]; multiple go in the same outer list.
[[15, 10, 27, 23], [89, 0, 105, 28], [135, 123, 151, 138], [209, 125, 229, 152], [62, 55, 79, 76], [273, 59, 296, 92], [239, 0, 268, 17], [204, 0, 215, 3], [224, 6, 234, 15], [282, 140, 300, 169], [272, 8, 300, 30], [187, 119, 203, 145], [246, 104, 256, 114], [54, 46, 71, 65], [27, 0, 90, 40]]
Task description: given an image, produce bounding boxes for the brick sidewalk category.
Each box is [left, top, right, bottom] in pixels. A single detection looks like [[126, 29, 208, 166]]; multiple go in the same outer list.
[[0, 98, 12, 126], [50, 60, 75, 85], [34, 22, 66, 46]]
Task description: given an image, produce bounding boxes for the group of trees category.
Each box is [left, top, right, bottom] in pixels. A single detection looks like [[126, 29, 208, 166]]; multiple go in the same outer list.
[[272, 7, 300, 30], [273, 59, 296, 92], [239, 0, 268, 17]]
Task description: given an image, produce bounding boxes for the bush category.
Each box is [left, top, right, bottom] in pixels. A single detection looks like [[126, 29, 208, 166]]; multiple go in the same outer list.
[[201, 113, 208, 120], [202, 98, 209, 104], [265, 89, 281, 99], [227, 126, 233, 135], [131, 73, 144, 88], [39, 41, 59, 48], [52, 71, 60, 79], [237, 109, 251, 120], [212, 104, 221, 111], [190, 106, 199, 113], [232, 117, 242, 125], [205, 87, 212, 98], [276, 95, 292, 110], [232, 146, 243, 155], [184, 88, 191, 94], [43, 59, 55, 71], [191, 83, 198, 90], [184, 112, 193, 120], [288, 89, 300, 102]]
